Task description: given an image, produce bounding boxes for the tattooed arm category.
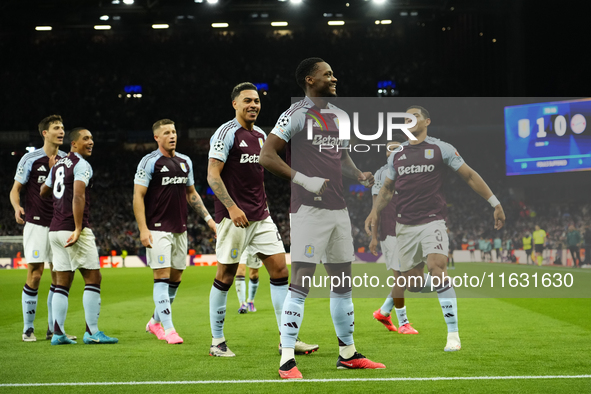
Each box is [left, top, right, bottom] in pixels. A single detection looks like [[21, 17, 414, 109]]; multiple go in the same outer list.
[[186, 185, 216, 235], [206, 158, 249, 228]]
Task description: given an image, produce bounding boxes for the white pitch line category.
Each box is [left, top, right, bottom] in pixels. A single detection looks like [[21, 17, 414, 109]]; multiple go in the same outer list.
[[1, 375, 590, 387]]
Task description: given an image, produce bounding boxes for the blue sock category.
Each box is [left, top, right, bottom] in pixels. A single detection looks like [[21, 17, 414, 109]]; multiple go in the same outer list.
[[169, 281, 181, 305], [47, 285, 55, 332], [22, 284, 38, 332], [280, 285, 307, 349], [52, 285, 69, 336], [210, 279, 230, 339], [153, 279, 173, 330], [248, 277, 260, 302], [437, 281, 458, 332], [270, 277, 288, 331], [380, 295, 394, 316], [330, 291, 354, 346], [235, 276, 246, 304], [83, 284, 101, 335]]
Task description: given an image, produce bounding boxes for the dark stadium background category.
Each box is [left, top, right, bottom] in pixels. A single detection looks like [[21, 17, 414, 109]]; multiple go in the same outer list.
[[1, 0, 590, 259]]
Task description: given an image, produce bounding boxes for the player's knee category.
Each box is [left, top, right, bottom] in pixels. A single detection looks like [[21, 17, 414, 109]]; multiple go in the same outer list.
[[429, 266, 444, 279], [28, 271, 42, 287], [270, 266, 288, 280]]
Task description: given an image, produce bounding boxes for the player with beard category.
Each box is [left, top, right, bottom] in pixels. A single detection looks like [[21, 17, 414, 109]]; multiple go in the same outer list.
[[207, 82, 318, 357], [260, 58, 385, 379], [365, 106, 505, 352]]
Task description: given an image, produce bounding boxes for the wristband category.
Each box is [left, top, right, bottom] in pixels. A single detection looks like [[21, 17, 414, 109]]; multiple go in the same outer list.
[[292, 171, 325, 194], [204, 214, 212, 222], [487, 195, 500, 208]]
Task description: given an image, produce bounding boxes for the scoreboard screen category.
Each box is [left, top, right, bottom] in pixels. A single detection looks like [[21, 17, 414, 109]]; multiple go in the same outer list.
[[505, 98, 591, 176]]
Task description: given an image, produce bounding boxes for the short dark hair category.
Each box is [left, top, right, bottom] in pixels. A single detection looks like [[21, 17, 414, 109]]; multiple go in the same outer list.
[[231, 82, 258, 101], [69, 127, 87, 142], [152, 119, 175, 134], [388, 134, 407, 144], [38, 115, 63, 138], [407, 105, 430, 120], [295, 57, 325, 92]]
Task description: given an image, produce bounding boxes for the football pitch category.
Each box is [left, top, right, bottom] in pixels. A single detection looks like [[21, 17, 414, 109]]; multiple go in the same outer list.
[[1, 263, 590, 393]]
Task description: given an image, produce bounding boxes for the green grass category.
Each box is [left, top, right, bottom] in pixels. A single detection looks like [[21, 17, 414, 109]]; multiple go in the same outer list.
[[1, 264, 590, 393]]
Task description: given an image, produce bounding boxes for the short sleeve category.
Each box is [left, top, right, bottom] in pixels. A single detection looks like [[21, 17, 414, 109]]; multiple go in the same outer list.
[[372, 166, 388, 195], [134, 155, 156, 187], [208, 125, 236, 163], [270, 108, 306, 143], [44, 167, 54, 188], [74, 161, 92, 186], [439, 141, 465, 171], [386, 152, 397, 181], [184, 156, 195, 187], [14, 154, 34, 184]]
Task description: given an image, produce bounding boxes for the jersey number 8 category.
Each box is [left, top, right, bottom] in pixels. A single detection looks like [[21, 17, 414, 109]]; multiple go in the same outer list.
[[53, 166, 66, 199]]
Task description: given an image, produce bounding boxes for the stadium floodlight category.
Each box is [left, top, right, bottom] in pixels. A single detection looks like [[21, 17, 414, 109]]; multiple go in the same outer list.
[[123, 0, 134, 4], [271, 21, 288, 27], [194, 0, 204, 2], [94, 25, 112, 30], [327, 20, 345, 26], [206, 0, 218, 4], [100, 15, 109, 21], [35, 26, 52, 31], [111, 0, 120, 4], [290, 0, 302, 4], [373, 0, 386, 4], [211, 22, 229, 28], [381, 20, 392, 24], [152, 24, 169, 29]]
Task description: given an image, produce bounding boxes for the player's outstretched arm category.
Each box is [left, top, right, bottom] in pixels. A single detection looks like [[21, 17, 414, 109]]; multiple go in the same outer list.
[[260, 134, 329, 194], [133, 184, 153, 248], [65, 180, 85, 248], [340, 150, 374, 187], [207, 158, 249, 228], [365, 177, 395, 236], [456, 163, 505, 230], [10, 180, 25, 224], [186, 185, 216, 235]]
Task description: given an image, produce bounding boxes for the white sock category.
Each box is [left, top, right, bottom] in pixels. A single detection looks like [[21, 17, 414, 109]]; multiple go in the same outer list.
[[395, 306, 409, 327], [280, 347, 295, 367], [339, 344, 356, 359]]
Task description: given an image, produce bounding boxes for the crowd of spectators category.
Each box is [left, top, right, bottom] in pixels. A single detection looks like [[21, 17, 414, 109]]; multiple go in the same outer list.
[[1, 28, 588, 261], [2, 139, 590, 261]]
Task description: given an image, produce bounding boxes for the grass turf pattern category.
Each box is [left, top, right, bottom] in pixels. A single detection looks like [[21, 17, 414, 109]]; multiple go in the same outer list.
[[0, 263, 590, 393]]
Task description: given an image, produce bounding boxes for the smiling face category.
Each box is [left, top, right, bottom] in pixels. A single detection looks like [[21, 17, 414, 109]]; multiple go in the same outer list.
[[71, 129, 94, 158], [154, 124, 177, 154], [307, 62, 337, 97], [233, 89, 260, 127], [44, 121, 65, 147]]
